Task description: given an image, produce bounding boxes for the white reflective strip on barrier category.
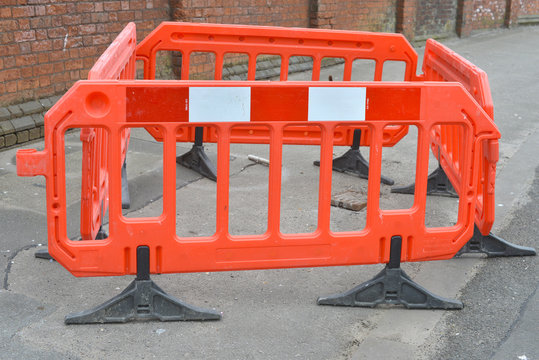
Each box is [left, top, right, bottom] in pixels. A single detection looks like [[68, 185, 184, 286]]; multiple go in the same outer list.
[[189, 87, 251, 122], [307, 87, 366, 121]]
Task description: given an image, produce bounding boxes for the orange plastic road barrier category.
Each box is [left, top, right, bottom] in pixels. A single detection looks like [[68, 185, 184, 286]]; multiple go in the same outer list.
[[17, 81, 499, 277], [135, 22, 419, 147], [132, 23, 497, 237], [79, 23, 136, 240], [16, 23, 537, 321], [420, 39, 496, 235]]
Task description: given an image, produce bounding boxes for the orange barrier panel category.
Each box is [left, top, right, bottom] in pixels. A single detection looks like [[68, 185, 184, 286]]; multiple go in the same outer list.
[[135, 22, 418, 147], [17, 80, 499, 277], [79, 23, 136, 240], [421, 39, 497, 235]]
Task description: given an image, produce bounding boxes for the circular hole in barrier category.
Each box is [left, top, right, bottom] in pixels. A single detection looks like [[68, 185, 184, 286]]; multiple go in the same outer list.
[[298, 39, 304, 44], [269, 38, 275, 43], [328, 40, 333, 46], [85, 91, 111, 118], [356, 42, 362, 47], [239, 36, 245, 41], [208, 35, 214, 40], [52, 203, 60, 210]]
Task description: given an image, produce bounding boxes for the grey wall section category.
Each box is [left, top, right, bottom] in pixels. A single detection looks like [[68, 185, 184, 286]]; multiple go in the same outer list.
[[415, 0, 458, 39]]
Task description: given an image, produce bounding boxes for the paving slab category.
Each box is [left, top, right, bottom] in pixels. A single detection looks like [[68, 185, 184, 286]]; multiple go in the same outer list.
[[12, 116, 35, 132], [19, 101, 44, 116], [7, 105, 22, 118], [0, 108, 10, 122], [0, 120, 14, 136]]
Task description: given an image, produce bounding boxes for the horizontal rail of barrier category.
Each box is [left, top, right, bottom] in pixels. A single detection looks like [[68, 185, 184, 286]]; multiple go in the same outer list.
[[17, 81, 499, 277], [421, 39, 497, 235], [136, 22, 419, 147]]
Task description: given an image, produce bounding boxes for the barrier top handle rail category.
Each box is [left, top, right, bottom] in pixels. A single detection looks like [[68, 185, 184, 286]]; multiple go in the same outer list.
[[136, 21, 420, 82], [421, 39, 493, 118], [88, 22, 137, 81]]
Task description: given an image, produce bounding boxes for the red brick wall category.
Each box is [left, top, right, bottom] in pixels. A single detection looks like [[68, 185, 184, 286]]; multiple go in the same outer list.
[[471, 0, 506, 30], [172, 0, 310, 27], [0, 0, 170, 106], [310, 0, 397, 32], [169, 0, 310, 81], [415, 0, 458, 38], [520, 0, 539, 16]]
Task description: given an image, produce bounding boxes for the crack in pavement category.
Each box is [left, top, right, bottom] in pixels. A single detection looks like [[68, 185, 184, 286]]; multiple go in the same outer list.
[[3, 244, 39, 290]]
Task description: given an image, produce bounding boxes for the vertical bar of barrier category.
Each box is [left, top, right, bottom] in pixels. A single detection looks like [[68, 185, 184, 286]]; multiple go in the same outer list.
[[312, 56, 321, 81], [214, 53, 224, 80], [374, 62, 383, 81], [216, 125, 231, 236], [343, 59, 353, 81], [267, 123, 284, 235], [163, 124, 177, 238], [414, 124, 431, 216], [109, 125, 122, 230], [247, 55, 256, 80], [181, 51, 190, 79], [317, 123, 334, 233], [366, 124, 383, 223], [280, 55, 289, 81]]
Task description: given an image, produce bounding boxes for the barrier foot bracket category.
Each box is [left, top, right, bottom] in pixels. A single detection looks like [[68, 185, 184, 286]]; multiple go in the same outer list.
[[35, 249, 53, 260], [35, 225, 107, 260], [95, 226, 108, 240], [65, 246, 221, 324], [313, 129, 394, 185], [176, 127, 217, 181], [317, 236, 463, 309], [121, 160, 130, 209], [455, 225, 537, 258], [391, 164, 457, 197]]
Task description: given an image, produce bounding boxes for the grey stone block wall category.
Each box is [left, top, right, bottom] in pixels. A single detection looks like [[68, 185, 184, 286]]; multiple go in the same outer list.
[[0, 95, 60, 150]]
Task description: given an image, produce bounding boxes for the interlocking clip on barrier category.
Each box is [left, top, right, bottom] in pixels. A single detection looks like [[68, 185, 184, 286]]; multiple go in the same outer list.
[[16, 22, 536, 324]]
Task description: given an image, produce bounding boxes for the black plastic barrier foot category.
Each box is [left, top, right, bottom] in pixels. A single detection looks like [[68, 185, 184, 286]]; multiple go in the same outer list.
[[35, 227, 107, 260], [95, 226, 108, 240], [65, 246, 221, 324], [176, 127, 217, 181], [317, 236, 463, 309], [455, 225, 536, 258], [313, 129, 394, 185], [391, 164, 457, 197], [35, 249, 53, 260], [121, 160, 130, 209]]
